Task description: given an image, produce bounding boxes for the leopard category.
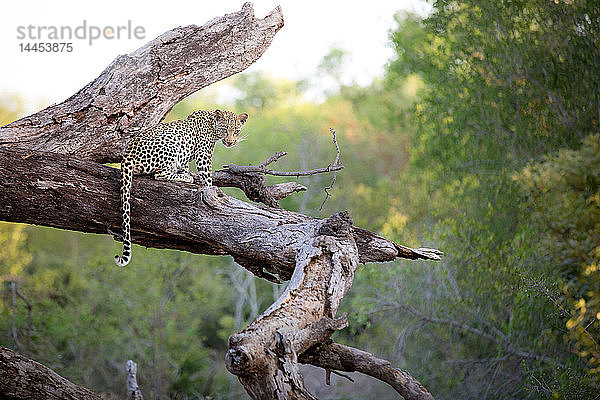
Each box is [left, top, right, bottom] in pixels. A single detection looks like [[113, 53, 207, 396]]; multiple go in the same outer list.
[[114, 109, 248, 267]]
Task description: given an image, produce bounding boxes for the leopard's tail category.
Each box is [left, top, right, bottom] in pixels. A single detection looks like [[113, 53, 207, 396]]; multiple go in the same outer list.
[[115, 160, 134, 267]]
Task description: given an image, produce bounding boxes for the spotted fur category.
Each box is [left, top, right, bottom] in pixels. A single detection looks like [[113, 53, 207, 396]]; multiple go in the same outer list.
[[114, 109, 248, 267]]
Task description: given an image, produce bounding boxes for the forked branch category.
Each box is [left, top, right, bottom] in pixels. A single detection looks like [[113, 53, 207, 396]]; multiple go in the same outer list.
[[225, 212, 435, 399], [216, 131, 343, 207], [224, 158, 344, 177]]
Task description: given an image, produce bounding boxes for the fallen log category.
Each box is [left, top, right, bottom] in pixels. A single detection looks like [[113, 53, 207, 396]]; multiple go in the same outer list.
[[0, 147, 441, 282]]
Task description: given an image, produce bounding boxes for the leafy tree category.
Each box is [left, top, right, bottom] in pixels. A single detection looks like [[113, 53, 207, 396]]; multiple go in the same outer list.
[[344, 1, 600, 398], [517, 134, 600, 378]]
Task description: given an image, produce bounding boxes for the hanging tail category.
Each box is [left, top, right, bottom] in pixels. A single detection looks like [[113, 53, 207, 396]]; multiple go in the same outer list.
[[115, 161, 134, 267]]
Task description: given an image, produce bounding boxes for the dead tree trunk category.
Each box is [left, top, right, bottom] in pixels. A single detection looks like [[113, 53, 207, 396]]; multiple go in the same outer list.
[[226, 212, 434, 400], [0, 146, 438, 282], [0, 3, 440, 399]]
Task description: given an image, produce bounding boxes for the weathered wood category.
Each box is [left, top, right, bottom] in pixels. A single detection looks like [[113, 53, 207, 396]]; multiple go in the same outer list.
[[226, 213, 435, 399], [300, 342, 435, 400], [0, 2, 284, 164], [212, 169, 307, 208], [226, 212, 359, 398], [0, 346, 102, 400], [0, 147, 440, 281]]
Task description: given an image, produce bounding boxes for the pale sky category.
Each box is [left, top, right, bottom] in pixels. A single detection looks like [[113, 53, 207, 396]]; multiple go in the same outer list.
[[0, 0, 431, 113]]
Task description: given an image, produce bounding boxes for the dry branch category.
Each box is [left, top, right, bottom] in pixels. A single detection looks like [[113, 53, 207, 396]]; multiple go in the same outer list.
[[211, 169, 306, 208], [226, 213, 434, 399], [225, 162, 344, 177], [214, 146, 344, 207], [300, 342, 435, 400], [222, 141, 344, 178], [225, 212, 360, 398], [0, 147, 439, 282], [259, 150, 288, 167]]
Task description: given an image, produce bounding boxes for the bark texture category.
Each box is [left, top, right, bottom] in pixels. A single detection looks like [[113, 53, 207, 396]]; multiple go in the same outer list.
[[0, 2, 284, 164], [212, 169, 307, 208], [300, 342, 435, 400], [226, 212, 360, 398], [0, 346, 102, 400]]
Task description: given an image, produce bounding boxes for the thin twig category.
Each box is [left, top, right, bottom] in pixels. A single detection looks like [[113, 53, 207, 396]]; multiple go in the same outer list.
[[259, 151, 287, 168], [330, 369, 355, 382], [223, 142, 343, 178], [10, 281, 22, 351], [320, 128, 341, 211], [225, 163, 343, 177]]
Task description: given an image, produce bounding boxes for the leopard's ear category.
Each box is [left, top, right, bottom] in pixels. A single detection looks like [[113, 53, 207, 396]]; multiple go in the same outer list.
[[214, 109, 224, 120], [238, 113, 249, 125]]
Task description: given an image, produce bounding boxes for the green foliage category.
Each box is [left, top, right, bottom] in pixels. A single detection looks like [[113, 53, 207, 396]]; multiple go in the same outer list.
[[0, 226, 242, 396], [517, 134, 600, 377], [392, 0, 599, 179]]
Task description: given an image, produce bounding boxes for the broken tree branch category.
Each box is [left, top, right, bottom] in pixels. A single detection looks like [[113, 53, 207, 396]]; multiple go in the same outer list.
[[215, 143, 342, 207], [259, 151, 288, 167], [0, 346, 102, 400], [299, 342, 435, 400], [0, 147, 440, 282], [225, 212, 359, 399], [0, 3, 284, 164], [211, 169, 306, 208], [222, 144, 344, 178], [225, 162, 344, 177]]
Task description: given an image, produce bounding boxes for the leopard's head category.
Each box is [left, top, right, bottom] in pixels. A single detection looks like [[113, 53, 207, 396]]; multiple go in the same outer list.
[[214, 110, 248, 147]]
